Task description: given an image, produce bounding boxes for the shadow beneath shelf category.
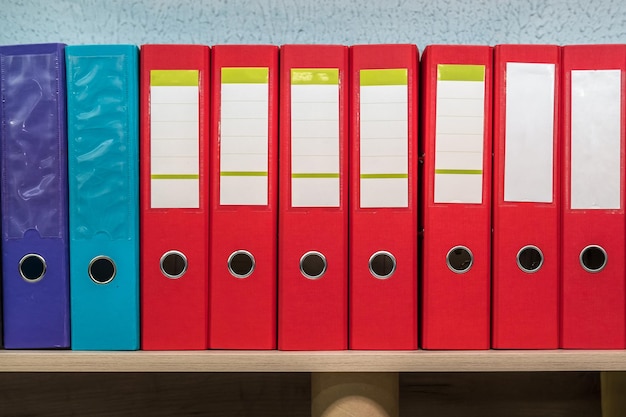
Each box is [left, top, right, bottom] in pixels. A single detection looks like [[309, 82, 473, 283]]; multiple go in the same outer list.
[[400, 372, 601, 417], [0, 372, 311, 417], [0, 371, 601, 417]]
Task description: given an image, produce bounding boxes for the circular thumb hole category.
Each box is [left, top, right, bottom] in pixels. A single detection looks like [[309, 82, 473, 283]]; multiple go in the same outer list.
[[19, 254, 47, 282], [446, 246, 473, 273], [300, 251, 327, 279], [89, 256, 116, 284], [228, 250, 255, 278], [368, 251, 396, 279]]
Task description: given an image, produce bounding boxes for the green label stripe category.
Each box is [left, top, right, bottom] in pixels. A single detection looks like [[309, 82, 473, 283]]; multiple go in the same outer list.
[[151, 174, 200, 180], [435, 169, 483, 175], [292, 173, 340, 178], [291, 69, 339, 85], [360, 173, 408, 179], [437, 65, 485, 82], [150, 70, 198, 86], [220, 171, 268, 177], [222, 67, 268, 84], [360, 69, 407, 86]]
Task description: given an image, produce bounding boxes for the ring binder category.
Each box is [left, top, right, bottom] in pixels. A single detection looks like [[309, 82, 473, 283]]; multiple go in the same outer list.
[[66, 44, 140, 350], [278, 44, 349, 350], [140, 44, 210, 350], [492, 44, 561, 349], [561, 44, 626, 349], [209, 45, 279, 349], [349, 44, 419, 350], [421, 45, 493, 350], [0, 43, 70, 349]]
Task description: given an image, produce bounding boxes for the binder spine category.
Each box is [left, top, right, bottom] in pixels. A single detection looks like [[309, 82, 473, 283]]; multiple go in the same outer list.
[[349, 44, 419, 350], [209, 45, 278, 349], [278, 45, 349, 350], [491, 45, 560, 349], [421, 45, 493, 350], [66, 45, 140, 350], [561, 45, 626, 348], [140, 44, 210, 350], [0, 43, 70, 348]]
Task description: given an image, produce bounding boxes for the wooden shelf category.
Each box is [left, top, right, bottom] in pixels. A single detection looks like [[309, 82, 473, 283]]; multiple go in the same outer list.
[[1, 350, 626, 373]]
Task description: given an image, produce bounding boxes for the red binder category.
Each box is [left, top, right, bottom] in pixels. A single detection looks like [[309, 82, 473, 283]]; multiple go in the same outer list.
[[209, 45, 278, 349], [561, 44, 626, 349], [140, 44, 210, 350], [420, 45, 493, 350], [492, 45, 560, 349], [278, 45, 349, 350], [349, 44, 418, 350]]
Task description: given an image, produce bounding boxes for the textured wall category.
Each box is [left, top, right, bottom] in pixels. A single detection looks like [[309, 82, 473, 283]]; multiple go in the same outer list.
[[2, 0, 626, 46]]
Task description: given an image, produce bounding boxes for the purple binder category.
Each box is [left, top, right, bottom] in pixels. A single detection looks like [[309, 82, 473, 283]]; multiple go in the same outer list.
[[0, 43, 70, 348]]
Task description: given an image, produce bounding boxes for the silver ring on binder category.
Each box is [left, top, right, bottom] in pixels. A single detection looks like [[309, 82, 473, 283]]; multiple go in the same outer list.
[[368, 251, 397, 279], [18, 253, 47, 282], [160, 250, 188, 279], [227, 250, 255, 279], [88, 255, 117, 284], [579, 245, 608, 273], [446, 246, 473, 274], [516, 245, 544, 273], [299, 251, 327, 280]]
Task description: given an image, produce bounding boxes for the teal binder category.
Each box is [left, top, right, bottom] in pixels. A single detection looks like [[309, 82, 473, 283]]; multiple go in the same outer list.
[[65, 45, 139, 350]]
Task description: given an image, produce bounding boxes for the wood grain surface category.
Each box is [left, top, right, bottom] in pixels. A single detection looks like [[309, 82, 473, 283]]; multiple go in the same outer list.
[[1, 350, 626, 372]]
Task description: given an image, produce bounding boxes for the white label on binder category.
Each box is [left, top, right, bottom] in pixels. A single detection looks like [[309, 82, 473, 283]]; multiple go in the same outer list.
[[571, 69, 622, 210], [504, 63, 555, 203], [220, 67, 269, 206], [150, 70, 200, 209], [291, 68, 340, 207], [434, 64, 485, 204], [359, 69, 408, 208]]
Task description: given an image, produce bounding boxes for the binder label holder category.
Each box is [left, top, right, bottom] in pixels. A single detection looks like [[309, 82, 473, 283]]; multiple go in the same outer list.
[[150, 70, 200, 209], [434, 64, 485, 204], [291, 68, 340, 208], [220, 67, 270, 206], [359, 69, 409, 208]]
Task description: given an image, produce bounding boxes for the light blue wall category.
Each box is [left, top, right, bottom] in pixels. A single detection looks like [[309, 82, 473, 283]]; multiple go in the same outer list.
[[2, 0, 626, 46]]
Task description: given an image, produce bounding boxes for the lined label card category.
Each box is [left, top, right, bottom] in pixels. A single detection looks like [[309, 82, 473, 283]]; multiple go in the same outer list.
[[434, 64, 485, 204], [220, 67, 269, 206], [571, 69, 621, 210], [150, 70, 200, 209], [291, 68, 340, 207], [359, 69, 408, 208], [504, 63, 556, 203]]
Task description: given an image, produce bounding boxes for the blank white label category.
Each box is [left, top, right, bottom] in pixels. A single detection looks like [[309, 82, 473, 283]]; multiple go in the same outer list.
[[504, 62, 556, 203], [220, 67, 269, 206], [150, 70, 200, 209], [291, 69, 340, 208], [359, 69, 408, 208], [571, 70, 622, 210]]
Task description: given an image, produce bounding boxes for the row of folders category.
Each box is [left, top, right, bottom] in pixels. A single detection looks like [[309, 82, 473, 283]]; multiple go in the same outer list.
[[0, 42, 623, 351]]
